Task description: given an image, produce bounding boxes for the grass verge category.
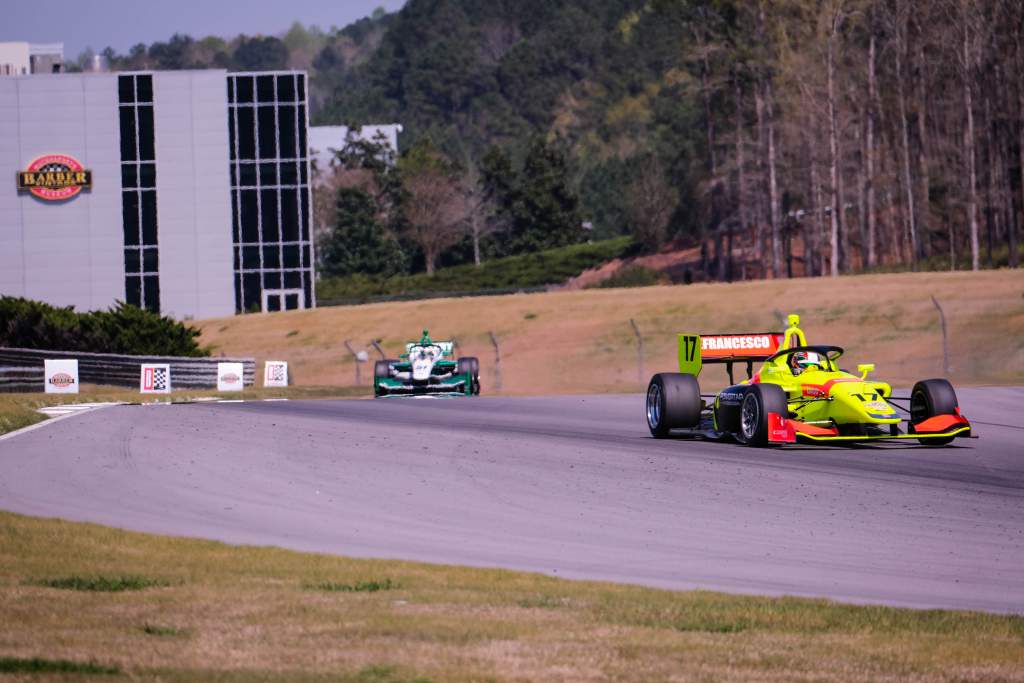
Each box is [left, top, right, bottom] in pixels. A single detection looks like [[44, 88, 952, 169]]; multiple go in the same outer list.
[[1, 511, 1022, 682]]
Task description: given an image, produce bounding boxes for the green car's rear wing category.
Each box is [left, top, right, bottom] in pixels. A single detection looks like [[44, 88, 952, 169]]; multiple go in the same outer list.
[[678, 332, 785, 383]]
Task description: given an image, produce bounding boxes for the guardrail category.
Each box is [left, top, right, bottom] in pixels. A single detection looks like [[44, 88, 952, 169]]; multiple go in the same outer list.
[[0, 347, 255, 393]]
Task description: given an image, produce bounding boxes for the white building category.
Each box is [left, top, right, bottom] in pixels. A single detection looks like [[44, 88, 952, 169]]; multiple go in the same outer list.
[[0, 69, 316, 318], [0, 42, 64, 76]]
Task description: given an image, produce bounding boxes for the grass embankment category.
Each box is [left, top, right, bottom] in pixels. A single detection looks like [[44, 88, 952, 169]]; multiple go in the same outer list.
[[317, 237, 635, 302], [198, 269, 1024, 395], [0, 385, 363, 437], [1, 511, 1021, 682]]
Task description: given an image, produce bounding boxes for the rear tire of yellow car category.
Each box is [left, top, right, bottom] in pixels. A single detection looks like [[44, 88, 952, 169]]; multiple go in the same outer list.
[[910, 378, 959, 446], [646, 373, 701, 438]]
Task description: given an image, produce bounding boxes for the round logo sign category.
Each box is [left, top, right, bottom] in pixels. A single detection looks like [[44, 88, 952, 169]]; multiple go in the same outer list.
[[17, 154, 92, 201], [48, 372, 76, 388], [221, 373, 240, 384]]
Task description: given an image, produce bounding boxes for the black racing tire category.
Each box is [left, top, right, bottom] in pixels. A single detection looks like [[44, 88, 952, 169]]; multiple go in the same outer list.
[[910, 378, 959, 445], [646, 373, 701, 438], [374, 360, 394, 380], [736, 384, 788, 447], [457, 357, 481, 395]]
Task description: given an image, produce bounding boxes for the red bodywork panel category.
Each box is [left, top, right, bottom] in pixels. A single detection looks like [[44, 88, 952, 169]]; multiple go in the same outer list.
[[789, 421, 840, 437], [913, 413, 971, 434], [767, 412, 797, 443]]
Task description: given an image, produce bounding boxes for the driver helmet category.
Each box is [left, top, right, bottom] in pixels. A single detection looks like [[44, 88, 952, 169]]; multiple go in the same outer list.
[[791, 351, 823, 373]]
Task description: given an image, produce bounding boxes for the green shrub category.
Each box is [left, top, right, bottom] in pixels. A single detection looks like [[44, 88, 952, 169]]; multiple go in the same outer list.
[[591, 265, 666, 289], [0, 657, 119, 675], [318, 237, 636, 302], [0, 297, 208, 357], [36, 574, 170, 592]]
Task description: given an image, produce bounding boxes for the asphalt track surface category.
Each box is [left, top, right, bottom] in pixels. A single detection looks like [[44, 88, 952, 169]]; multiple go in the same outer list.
[[1, 388, 1022, 614]]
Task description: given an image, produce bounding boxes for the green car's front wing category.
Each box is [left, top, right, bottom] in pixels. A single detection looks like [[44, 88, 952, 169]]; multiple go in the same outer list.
[[374, 371, 475, 398]]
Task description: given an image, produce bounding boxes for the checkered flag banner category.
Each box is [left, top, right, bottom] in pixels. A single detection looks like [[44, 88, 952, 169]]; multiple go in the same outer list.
[[140, 363, 171, 394], [264, 361, 289, 388]]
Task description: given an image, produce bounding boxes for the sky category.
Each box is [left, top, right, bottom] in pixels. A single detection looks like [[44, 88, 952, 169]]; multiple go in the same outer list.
[[2, 0, 407, 59]]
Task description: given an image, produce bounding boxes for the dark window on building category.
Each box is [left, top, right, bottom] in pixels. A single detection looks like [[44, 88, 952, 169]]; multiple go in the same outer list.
[[236, 76, 254, 104], [239, 163, 257, 186], [119, 108, 137, 161], [118, 76, 135, 103], [257, 106, 276, 158], [126, 276, 142, 307], [136, 75, 153, 103], [277, 74, 295, 102], [122, 193, 139, 245], [137, 107, 155, 160], [281, 190, 299, 241], [228, 72, 314, 313], [139, 163, 156, 188], [121, 163, 137, 189], [124, 249, 140, 274], [256, 75, 275, 102], [141, 192, 158, 244], [279, 106, 296, 158], [259, 162, 277, 186], [240, 190, 259, 243], [262, 245, 280, 269], [237, 107, 256, 159], [119, 76, 161, 313], [143, 276, 160, 313], [279, 162, 297, 186]]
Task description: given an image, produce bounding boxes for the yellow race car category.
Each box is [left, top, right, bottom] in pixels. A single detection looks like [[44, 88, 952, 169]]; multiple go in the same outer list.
[[645, 315, 972, 446]]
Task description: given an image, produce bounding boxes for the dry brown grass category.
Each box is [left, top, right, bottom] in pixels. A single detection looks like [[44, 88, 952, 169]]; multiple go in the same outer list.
[[0, 511, 1022, 682], [2, 511, 1024, 683], [195, 270, 1024, 395]]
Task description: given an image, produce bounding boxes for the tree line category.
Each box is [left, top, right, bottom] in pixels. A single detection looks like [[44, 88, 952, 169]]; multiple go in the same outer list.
[[315, 133, 584, 278], [73, 0, 1024, 279], [680, 0, 1023, 277]]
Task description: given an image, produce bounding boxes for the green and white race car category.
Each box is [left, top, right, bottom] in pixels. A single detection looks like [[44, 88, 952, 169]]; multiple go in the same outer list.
[[373, 330, 481, 398]]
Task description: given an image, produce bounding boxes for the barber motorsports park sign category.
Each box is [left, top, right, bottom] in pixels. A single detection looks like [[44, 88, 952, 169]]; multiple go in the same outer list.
[[16, 154, 92, 201]]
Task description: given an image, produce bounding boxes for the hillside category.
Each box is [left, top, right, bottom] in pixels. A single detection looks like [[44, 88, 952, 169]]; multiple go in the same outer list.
[[197, 270, 1024, 394]]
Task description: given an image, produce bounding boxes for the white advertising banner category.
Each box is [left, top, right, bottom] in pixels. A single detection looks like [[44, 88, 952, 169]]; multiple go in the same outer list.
[[263, 360, 288, 388], [44, 359, 79, 394], [140, 363, 171, 394], [217, 362, 245, 392]]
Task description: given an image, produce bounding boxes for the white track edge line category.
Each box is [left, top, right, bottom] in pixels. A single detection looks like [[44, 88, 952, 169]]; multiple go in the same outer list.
[[0, 403, 121, 443]]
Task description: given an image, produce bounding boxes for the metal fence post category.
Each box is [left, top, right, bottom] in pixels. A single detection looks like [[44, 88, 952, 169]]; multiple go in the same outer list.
[[488, 331, 502, 391], [629, 319, 644, 383], [930, 296, 951, 376], [370, 339, 386, 360], [343, 340, 366, 385]]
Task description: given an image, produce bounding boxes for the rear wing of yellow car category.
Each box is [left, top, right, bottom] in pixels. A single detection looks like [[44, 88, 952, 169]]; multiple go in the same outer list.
[[678, 332, 785, 383]]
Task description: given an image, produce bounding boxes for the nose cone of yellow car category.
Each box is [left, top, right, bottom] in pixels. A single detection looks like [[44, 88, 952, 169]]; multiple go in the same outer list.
[[830, 382, 901, 424]]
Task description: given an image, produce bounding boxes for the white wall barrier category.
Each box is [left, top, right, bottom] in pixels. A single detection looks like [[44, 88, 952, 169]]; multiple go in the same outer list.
[[263, 360, 289, 388], [44, 359, 79, 394], [140, 363, 171, 394], [217, 362, 244, 392], [0, 347, 255, 392]]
